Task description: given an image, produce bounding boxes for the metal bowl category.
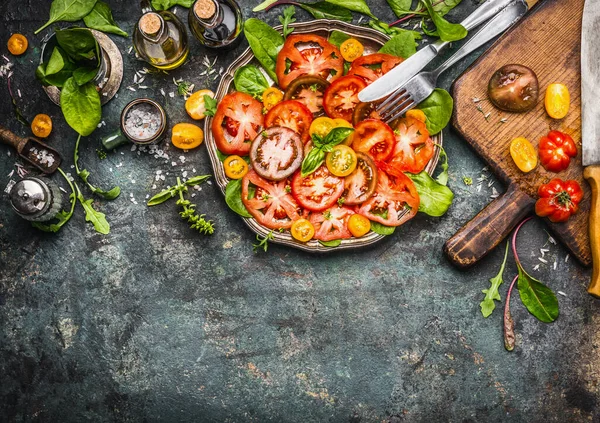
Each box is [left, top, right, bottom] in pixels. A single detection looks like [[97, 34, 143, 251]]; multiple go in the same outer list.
[[204, 19, 442, 253]]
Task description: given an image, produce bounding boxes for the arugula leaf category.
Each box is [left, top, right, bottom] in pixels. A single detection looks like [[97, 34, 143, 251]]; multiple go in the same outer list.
[[32, 168, 76, 233], [74, 135, 121, 200], [35, 0, 98, 34], [253, 0, 278, 12], [83, 1, 128, 37], [435, 146, 449, 186], [279, 5, 296, 38], [244, 18, 285, 82], [319, 239, 342, 247], [379, 32, 417, 58], [204, 95, 217, 117], [386, 0, 414, 17], [517, 265, 559, 323], [325, 0, 375, 18], [151, 0, 194, 10], [421, 0, 467, 42], [60, 78, 101, 136], [74, 182, 110, 234], [418, 88, 454, 136], [407, 171, 454, 217], [480, 242, 509, 318], [234, 65, 270, 97], [299, 2, 353, 22], [328, 30, 351, 48], [225, 179, 252, 218], [370, 221, 396, 236], [253, 231, 275, 253]]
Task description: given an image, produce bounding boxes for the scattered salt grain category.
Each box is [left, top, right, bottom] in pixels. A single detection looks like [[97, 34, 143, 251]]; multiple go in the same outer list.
[[553, 260, 557, 270], [558, 291, 567, 297], [538, 257, 548, 264], [17, 89, 21, 98], [171, 161, 177, 166], [127, 86, 137, 92], [179, 155, 185, 163], [128, 46, 133, 54], [169, 92, 175, 98], [565, 254, 570, 263], [533, 264, 540, 271], [160, 88, 166, 97], [4, 179, 16, 194], [59, 187, 67, 194]]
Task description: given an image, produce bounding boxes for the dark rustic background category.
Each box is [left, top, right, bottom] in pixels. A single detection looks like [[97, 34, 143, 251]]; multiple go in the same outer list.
[[0, 1, 598, 422]]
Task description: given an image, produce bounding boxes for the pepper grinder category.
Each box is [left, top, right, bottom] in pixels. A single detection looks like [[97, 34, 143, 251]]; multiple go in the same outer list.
[[9, 177, 63, 222], [133, 0, 190, 70], [188, 0, 243, 50]]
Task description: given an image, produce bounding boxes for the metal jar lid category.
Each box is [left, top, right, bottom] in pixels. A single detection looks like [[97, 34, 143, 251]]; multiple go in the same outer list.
[[10, 177, 51, 216]]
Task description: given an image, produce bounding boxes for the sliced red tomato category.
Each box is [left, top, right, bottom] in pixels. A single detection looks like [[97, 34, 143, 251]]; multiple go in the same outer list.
[[309, 206, 355, 241], [386, 117, 434, 174], [212, 92, 264, 155], [343, 152, 378, 206], [291, 165, 345, 212], [283, 75, 330, 116], [351, 119, 395, 162], [265, 100, 314, 144], [249, 126, 304, 181], [347, 53, 403, 84], [241, 170, 301, 230], [323, 75, 367, 122], [275, 34, 344, 90], [358, 170, 419, 227]]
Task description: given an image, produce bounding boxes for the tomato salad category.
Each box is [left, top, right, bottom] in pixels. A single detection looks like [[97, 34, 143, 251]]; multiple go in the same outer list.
[[211, 33, 437, 245]]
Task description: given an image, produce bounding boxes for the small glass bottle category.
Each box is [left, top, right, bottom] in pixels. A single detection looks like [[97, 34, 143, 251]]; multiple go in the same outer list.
[[133, 0, 189, 70], [189, 0, 243, 50]]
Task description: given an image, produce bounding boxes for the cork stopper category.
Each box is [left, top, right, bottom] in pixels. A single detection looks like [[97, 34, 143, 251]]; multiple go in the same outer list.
[[194, 0, 217, 20], [139, 12, 163, 36]]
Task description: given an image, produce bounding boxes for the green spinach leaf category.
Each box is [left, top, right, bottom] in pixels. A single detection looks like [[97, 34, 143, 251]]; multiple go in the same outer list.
[[386, 0, 414, 17], [234, 65, 270, 97], [35, 0, 98, 34], [279, 5, 296, 38], [60, 78, 102, 136], [55, 27, 99, 62], [418, 88, 453, 135], [244, 18, 285, 82], [434, 0, 462, 16], [370, 221, 396, 236], [299, 2, 353, 22], [325, 0, 375, 18], [73, 66, 98, 86], [328, 30, 351, 48], [368, 20, 421, 39], [83, 1, 128, 37], [379, 32, 417, 58], [407, 171, 454, 217], [435, 145, 449, 186], [226, 179, 252, 218], [480, 242, 509, 318], [422, 0, 467, 42], [46, 47, 67, 75], [36, 48, 76, 87], [517, 265, 559, 323], [319, 239, 342, 247], [151, 0, 194, 10]]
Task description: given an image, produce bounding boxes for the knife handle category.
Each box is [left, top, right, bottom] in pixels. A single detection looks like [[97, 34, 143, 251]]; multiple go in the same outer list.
[[444, 183, 535, 269], [584, 165, 600, 298]]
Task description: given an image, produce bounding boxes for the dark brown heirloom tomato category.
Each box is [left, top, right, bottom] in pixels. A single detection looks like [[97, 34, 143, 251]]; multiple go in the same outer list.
[[283, 75, 330, 117], [488, 64, 539, 113], [343, 152, 378, 206], [352, 102, 382, 126], [250, 127, 304, 181]]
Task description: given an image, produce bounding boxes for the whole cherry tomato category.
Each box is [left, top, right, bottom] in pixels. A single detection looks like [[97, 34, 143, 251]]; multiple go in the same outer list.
[[535, 178, 583, 223], [538, 130, 577, 173]]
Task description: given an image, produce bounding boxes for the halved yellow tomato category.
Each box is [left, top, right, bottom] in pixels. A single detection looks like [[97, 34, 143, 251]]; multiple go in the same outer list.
[[340, 38, 364, 62], [309, 116, 335, 139], [291, 218, 315, 242], [185, 89, 215, 120], [262, 87, 284, 111], [545, 83, 570, 119], [348, 214, 371, 237], [326, 145, 357, 177], [510, 137, 537, 173], [171, 123, 204, 150], [406, 109, 427, 123], [224, 155, 249, 179]]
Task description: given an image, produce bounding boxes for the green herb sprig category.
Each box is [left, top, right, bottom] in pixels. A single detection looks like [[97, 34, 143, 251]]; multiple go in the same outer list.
[[74, 135, 121, 200], [279, 6, 296, 38], [253, 230, 275, 253]]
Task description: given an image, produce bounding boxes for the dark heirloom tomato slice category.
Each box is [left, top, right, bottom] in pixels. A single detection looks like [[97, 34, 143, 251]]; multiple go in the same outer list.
[[310, 206, 355, 241], [212, 92, 264, 156], [386, 116, 434, 174], [352, 102, 382, 126], [291, 165, 345, 212], [358, 170, 420, 227], [265, 100, 314, 144], [351, 119, 395, 162], [343, 152, 378, 206], [242, 170, 301, 230], [275, 34, 344, 90], [323, 75, 367, 122], [347, 53, 403, 84], [250, 126, 304, 181], [283, 75, 330, 116]]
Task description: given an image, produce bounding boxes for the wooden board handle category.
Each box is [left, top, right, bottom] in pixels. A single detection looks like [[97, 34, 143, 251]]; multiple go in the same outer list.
[[444, 184, 536, 269], [584, 165, 600, 298]]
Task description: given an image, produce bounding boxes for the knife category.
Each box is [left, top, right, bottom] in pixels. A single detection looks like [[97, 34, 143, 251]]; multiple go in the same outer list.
[[358, 0, 526, 103], [581, 0, 600, 297]]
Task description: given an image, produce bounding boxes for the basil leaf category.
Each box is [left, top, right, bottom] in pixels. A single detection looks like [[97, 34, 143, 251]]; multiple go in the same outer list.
[[325, 0, 376, 18], [56, 28, 99, 63], [517, 265, 559, 323], [148, 188, 177, 206], [279, 5, 296, 38], [435, 146, 449, 186], [418, 88, 453, 136], [234, 65, 270, 97], [244, 18, 284, 82], [83, 1, 128, 37], [299, 2, 353, 22], [370, 221, 396, 236], [301, 148, 326, 177], [185, 175, 211, 186], [480, 242, 509, 318], [328, 30, 351, 48], [323, 127, 355, 147], [422, 0, 467, 42], [60, 78, 102, 136], [151, 0, 194, 10], [379, 32, 417, 59], [253, 0, 278, 12], [73, 66, 98, 86], [319, 239, 342, 247], [35, 0, 98, 34], [386, 0, 413, 17], [407, 171, 454, 217], [225, 179, 253, 218]]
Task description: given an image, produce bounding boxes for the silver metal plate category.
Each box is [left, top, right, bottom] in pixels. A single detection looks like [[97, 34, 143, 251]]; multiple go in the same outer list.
[[204, 20, 442, 252], [581, 0, 600, 167]]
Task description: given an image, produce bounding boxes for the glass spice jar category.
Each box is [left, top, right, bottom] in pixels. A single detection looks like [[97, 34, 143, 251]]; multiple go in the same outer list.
[[188, 0, 243, 50]]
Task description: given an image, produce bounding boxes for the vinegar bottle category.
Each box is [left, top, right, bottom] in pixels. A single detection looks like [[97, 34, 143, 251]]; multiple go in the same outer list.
[[188, 0, 243, 50]]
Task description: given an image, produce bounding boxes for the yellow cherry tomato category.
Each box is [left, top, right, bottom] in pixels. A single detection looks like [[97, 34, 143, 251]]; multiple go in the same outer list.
[[510, 137, 538, 173], [340, 38, 364, 62], [348, 214, 371, 237], [309, 116, 335, 139], [262, 87, 284, 111], [31, 114, 52, 138], [545, 83, 570, 119], [223, 155, 249, 179], [7, 34, 28, 56], [291, 218, 315, 242], [171, 123, 204, 150], [326, 145, 357, 177], [185, 89, 215, 120], [332, 118, 354, 145], [406, 109, 427, 123]]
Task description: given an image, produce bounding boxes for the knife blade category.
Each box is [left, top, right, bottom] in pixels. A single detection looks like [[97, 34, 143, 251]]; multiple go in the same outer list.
[[358, 0, 525, 103], [582, 0, 600, 297]]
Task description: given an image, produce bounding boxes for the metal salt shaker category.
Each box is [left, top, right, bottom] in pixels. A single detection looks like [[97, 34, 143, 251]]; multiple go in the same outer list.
[[9, 177, 63, 222]]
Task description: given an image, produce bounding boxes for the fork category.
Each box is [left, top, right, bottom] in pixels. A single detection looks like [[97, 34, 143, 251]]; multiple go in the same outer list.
[[376, 0, 528, 124]]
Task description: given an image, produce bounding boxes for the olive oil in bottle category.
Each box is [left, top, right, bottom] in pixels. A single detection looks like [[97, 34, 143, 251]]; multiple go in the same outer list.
[[133, 1, 190, 70], [188, 0, 243, 50]]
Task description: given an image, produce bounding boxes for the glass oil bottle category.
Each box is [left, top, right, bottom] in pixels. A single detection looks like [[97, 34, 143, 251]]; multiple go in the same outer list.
[[188, 0, 243, 50], [133, 0, 190, 70]]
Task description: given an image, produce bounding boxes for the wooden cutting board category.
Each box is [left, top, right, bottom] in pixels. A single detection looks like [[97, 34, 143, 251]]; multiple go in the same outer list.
[[444, 0, 592, 268]]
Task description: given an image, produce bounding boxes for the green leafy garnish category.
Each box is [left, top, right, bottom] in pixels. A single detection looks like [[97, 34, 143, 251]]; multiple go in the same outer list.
[[244, 18, 285, 82], [234, 64, 270, 97], [301, 127, 355, 176], [298, 2, 353, 21], [418, 89, 454, 136], [370, 221, 396, 236], [253, 231, 275, 253], [407, 171, 454, 217], [151, 0, 194, 11], [421, 0, 467, 42], [35, 0, 98, 34], [83, 1, 127, 37], [480, 242, 509, 318], [435, 145, 449, 186], [279, 6, 296, 38], [60, 78, 101, 136], [328, 30, 351, 48], [325, 0, 375, 18], [517, 265, 559, 323], [74, 135, 121, 200], [76, 183, 110, 235], [319, 239, 342, 247], [204, 95, 217, 117], [378, 32, 418, 58], [225, 179, 252, 218]]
